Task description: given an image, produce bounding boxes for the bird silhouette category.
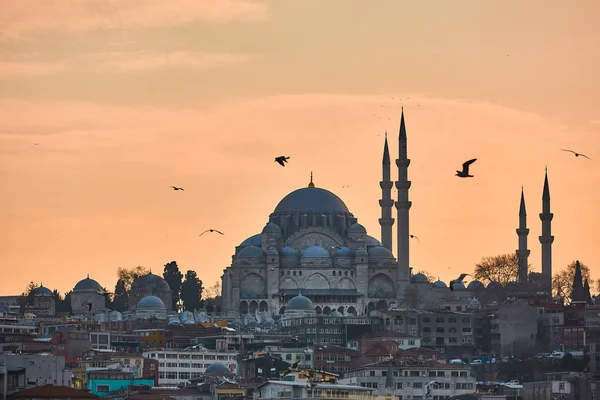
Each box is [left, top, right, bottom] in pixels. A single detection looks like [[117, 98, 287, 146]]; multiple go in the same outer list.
[[449, 274, 471, 291], [275, 156, 290, 167], [199, 229, 224, 237], [96, 290, 112, 297], [328, 245, 342, 251], [425, 381, 441, 397], [561, 149, 592, 160], [169, 186, 184, 191], [409, 234, 420, 244], [281, 360, 301, 377], [456, 158, 477, 178], [82, 301, 92, 312]]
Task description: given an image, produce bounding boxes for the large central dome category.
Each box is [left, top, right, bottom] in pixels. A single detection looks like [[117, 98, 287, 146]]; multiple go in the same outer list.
[[274, 187, 349, 213]]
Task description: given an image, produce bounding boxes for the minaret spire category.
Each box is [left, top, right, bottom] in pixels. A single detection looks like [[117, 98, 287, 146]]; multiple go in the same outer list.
[[539, 168, 554, 291], [516, 186, 530, 283], [379, 132, 394, 251], [395, 108, 411, 288]]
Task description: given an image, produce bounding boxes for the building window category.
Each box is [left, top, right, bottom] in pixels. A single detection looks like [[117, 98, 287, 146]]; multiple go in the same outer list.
[[97, 385, 110, 392], [559, 382, 565, 390]]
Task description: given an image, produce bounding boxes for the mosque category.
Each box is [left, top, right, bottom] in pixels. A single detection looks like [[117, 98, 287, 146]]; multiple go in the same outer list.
[[220, 110, 555, 317]]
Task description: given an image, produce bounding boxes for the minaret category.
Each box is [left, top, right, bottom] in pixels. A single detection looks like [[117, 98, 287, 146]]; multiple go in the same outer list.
[[395, 108, 411, 285], [379, 132, 394, 251], [539, 168, 554, 291], [516, 187, 530, 283]]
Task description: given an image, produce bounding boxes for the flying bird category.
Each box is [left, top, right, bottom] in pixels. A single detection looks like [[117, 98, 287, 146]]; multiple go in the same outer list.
[[425, 381, 441, 397], [199, 229, 224, 237], [275, 156, 290, 167], [169, 186, 184, 191], [561, 149, 592, 160], [409, 234, 420, 244], [449, 274, 471, 291], [82, 301, 93, 312], [456, 158, 477, 178], [281, 360, 301, 377], [96, 290, 112, 297]]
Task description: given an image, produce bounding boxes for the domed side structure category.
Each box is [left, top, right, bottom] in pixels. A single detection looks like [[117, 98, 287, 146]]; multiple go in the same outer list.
[[274, 187, 349, 213], [487, 281, 502, 289], [280, 247, 299, 258], [71, 275, 105, 316], [334, 247, 352, 258], [204, 362, 232, 376], [32, 285, 56, 316], [366, 235, 382, 246], [239, 234, 262, 247], [411, 273, 430, 284], [129, 273, 173, 312], [238, 245, 266, 258], [74, 277, 102, 292], [467, 280, 485, 290], [262, 222, 281, 234], [135, 296, 167, 320], [368, 246, 394, 259], [452, 281, 466, 290], [285, 293, 316, 316], [432, 280, 447, 288], [348, 223, 367, 234]]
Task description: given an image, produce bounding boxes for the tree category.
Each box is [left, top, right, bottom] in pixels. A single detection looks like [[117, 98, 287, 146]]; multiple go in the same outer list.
[[62, 291, 73, 314], [417, 271, 436, 283], [163, 261, 183, 311], [181, 270, 203, 312], [117, 265, 149, 292], [473, 253, 521, 286], [552, 260, 591, 299], [101, 287, 112, 309], [112, 279, 128, 312], [202, 281, 221, 300], [21, 281, 37, 306]]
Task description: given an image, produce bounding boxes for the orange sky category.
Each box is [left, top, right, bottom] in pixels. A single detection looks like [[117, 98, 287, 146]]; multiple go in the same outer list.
[[1, 0, 599, 295]]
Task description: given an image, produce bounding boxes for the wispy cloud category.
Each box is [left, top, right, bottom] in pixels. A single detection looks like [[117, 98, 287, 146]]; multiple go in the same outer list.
[[0, 0, 268, 40], [0, 61, 68, 77]]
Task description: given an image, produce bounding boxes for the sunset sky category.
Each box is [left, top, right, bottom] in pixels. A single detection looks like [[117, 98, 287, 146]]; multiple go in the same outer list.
[[1, 0, 599, 295]]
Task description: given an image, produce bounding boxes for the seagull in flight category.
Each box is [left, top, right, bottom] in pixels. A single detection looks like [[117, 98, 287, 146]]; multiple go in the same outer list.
[[169, 186, 184, 191], [425, 381, 441, 397], [96, 290, 112, 297], [449, 273, 471, 291], [82, 301, 93, 312], [275, 156, 290, 167], [409, 234, 420, 244], [456, 158, 477, 178], [199, 229, 224, 237], [561, 149, 592, 160]]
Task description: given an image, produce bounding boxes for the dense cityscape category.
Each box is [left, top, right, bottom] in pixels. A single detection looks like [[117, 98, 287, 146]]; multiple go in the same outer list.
[[1, 112, 598, 400]]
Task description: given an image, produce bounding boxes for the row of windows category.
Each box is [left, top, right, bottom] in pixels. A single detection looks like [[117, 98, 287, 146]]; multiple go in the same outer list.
[[158, 371, 203, 379], [159, 362, 215, 368], [422, 317, 471, 324], [422, 327, 472, 333], [152, 353, 234, 360], [359, 382, 472, 390]]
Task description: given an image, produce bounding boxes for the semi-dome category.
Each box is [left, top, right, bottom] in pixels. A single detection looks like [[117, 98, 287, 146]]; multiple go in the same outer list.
[[467, 280, 485, 290], [330, 310, 343, 317], [204, 362, 231, 376], [238, 245, 265, 258], [132, 273, 171, 291], [108, 311, 123, 322], [487, 281, 502, 289], [366, 235, 382, 246], [348, 223, 367, 234], [32, 286, 53, 297], [355, 247, 368, 257], [239, 234, 262, 247], [286, 294, 314, 310], [411, 273, 430, 284], [274, 187, 349, 213], [368, 246, 393, 259], [432, 279, 447, 288], [74, 276, 102, 292], [262, 223, 281, 234], [280, 247, 299, 258], [301, 246, 330, 258], [137, 296, 166, 310], [334, 247, 352, 258]]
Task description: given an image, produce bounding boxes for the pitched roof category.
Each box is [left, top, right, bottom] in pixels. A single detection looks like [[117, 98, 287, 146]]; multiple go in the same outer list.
[[9, 385, 97, 399]]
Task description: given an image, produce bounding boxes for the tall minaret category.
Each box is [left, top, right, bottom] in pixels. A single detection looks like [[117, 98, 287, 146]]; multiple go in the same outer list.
[[395, 108, 411, 284], [379, 132, 394, 251], [539, 168, 554, 290], [516, 187, 530, 283]]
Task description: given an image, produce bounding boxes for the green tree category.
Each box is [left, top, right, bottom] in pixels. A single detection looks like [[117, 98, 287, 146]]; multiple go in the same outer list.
[[163, 261, 183, 311], [21, 281, 38, 306], [181, 270, 203, 312], [473, 253, 521, 286], [112, 279, 129, 312], [117, 265, 149, 292], [62, 291, 73, 314], [552, 260, 591, 300]]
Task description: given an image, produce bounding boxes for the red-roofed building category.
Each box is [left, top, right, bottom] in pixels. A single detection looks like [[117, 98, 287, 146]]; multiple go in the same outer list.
[[7, 385, 97, 399]]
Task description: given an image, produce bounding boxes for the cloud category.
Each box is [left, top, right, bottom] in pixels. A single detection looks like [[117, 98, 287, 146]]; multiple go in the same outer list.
[[0, 61, 68, 77], [0, 0, 268, 40]]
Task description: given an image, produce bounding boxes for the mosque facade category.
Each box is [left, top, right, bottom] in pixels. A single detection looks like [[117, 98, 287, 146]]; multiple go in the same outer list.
[[220, 110, 555, 317]]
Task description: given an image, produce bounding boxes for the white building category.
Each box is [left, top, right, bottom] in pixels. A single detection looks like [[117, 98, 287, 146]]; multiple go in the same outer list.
[[143, 348, 238, 386], [0, 354, 71, 392]]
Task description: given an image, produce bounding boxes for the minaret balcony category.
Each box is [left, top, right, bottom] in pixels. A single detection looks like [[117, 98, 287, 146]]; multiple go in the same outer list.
[[379, 199, 394, 207], [539, 236, 555, 244], [395, 159, 411, 168], [516, 228, 530, 235], [395, 181, 412, 190], [395, 201, 412, 210], [379, 181, 394, 189], [539, 213, 554, 221]]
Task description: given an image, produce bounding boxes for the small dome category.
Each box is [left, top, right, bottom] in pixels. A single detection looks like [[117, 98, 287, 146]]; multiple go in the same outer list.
[[267, 247, 279, 256], [348, 223, 367, 234], [204, 362, 231, 376], [74, 277, 102, 292], [238, 245, 265, 258], [239, 234, 262, 247], [280, 247, 299, 258], [368, 246, 394, 259], [411, 273, 430, 284], [32, 286, 53, 297], [451, 281, 466, 290], [108, 311, 123, 322], [366, 236, 382, 246], [467, 280, 485, 290], [334, 247, 352, 258], [330, 310, 342, 317], [432, 280, 447, 288], [274, 187, 349, 213], [355, 247, 368, 257], [137, 296, 166, 310], [286, 294, 314, 310], [301, 246, 330, 258], [262, 223, 281, 234], [487, 281, 502, 289]]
